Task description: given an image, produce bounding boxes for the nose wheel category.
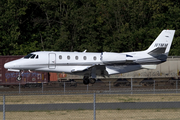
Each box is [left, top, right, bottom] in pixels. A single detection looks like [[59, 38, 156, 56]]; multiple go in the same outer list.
[[17, 75, 22, 81], [17, 70, 23, 81]]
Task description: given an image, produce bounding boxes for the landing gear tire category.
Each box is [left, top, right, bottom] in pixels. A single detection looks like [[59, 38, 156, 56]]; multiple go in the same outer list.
[[83, 79, 89, 85], [89, 78, 96, 84], [17, 70, 23, 81], [83, 76, 89, 85], [17, 75, 22, 81]]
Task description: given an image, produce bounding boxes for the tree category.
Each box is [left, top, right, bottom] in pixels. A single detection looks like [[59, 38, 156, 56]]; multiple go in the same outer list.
[[0, 0, 180, 56]]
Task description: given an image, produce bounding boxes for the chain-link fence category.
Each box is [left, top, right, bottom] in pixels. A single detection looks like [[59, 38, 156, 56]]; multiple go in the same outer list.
[[0, 79, 180, 94], [1, 79, 180, 119], [1, 92, 180, 120]]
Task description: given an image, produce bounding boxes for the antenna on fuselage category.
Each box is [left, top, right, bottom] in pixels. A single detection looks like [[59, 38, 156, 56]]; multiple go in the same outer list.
[[83, 49, 87, 53]]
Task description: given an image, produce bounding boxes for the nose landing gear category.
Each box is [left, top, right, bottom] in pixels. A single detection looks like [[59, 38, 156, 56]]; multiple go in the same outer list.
[[17, 75, 22, 81], [17, 70, 23, 81]]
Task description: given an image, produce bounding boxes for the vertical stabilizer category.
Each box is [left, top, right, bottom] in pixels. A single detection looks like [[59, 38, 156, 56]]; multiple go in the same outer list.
[[146, 30, 175, 56]]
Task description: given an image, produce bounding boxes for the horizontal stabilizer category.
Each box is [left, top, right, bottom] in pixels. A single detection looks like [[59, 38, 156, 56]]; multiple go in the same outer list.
[[148, 48, 166, 56], [141, 65, 157, 70]]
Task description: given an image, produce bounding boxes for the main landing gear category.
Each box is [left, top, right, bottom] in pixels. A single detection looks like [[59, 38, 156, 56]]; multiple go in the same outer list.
[[83, 76, 96, 85]]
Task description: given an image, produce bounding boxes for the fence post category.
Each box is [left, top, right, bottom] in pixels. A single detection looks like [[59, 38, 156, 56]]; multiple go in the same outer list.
[[131, 78, 133, 90], [131, 78, 133, 94], [154, 80, 155, 93], [87, 84, 88, 93], [19, 82, 21, 94], [3, 95, 5, 120], [109, 81, 111, 93], [42, 82, 43, 94], [94, 93, 96, 120], [176, 80, 178, 93], [64, 82, 65, 94]]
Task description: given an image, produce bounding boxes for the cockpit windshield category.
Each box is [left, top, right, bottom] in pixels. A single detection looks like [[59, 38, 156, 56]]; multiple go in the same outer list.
[[30, 54, 36, 59], [24, 54, 38, 59], [24, 54, 33, 58]]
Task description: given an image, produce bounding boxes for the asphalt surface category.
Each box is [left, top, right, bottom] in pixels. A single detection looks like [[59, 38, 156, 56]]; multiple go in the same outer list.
[[1, 102, 180, 111]]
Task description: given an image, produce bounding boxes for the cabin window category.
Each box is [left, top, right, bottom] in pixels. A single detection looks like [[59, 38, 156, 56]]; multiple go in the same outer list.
[[93, 56, 97, 60], [67, 55, 70, 60], [59, 55, 62, 59], [83, 56, 87, 60], [75, 56, 78, 60], [126, 54, 133, 57], [36, 55, 39, 59]]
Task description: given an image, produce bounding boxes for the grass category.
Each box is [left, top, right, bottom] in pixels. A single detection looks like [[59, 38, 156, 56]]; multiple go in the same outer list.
[[1, 93, 180, 104], [1, 93, 180, 119], [1, 109, 180, 120]]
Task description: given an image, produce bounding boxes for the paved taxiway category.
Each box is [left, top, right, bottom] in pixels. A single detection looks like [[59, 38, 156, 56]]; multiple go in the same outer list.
[[1, 102, 180, 111]]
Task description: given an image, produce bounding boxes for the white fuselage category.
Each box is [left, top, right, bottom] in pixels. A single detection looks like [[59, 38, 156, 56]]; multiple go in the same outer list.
[[4, 50, 164, 76]]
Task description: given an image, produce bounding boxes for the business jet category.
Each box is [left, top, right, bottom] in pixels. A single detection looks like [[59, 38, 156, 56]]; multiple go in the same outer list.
[[4, 30, 175, 84]]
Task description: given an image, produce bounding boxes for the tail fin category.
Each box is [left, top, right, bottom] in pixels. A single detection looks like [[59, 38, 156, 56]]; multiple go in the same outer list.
[[146, 30, 175, 56]]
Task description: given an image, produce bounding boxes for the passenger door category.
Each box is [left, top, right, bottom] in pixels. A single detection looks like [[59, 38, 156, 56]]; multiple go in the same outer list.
[[48, 53, 56, 69]]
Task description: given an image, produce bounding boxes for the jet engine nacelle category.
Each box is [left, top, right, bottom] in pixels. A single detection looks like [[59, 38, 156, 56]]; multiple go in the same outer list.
[[101, 52, 126, 64]]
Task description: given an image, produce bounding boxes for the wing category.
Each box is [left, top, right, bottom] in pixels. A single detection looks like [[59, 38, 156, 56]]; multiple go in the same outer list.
[[71, 65, 109, 78]]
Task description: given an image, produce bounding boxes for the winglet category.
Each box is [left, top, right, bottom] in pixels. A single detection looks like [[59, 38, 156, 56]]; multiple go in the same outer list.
[[83, 50, 87, 53]]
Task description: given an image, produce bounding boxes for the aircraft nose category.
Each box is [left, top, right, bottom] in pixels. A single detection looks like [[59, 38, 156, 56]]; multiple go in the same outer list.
[[4, 62, 10, 69], [4, 62, 14, 69]]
